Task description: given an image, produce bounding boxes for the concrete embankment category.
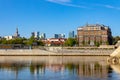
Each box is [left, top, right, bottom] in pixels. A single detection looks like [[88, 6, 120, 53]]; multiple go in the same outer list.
[[0, 49, 54, 56], [0, 48, 114, 56], [110, 46, 120, 57]]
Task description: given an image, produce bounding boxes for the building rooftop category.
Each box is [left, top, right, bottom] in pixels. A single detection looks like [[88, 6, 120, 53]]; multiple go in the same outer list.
[[78, 24, 110, 31]]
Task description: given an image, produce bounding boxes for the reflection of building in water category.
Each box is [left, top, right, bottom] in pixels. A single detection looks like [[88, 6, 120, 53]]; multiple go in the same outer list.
[[30, 64, 45, 75], [77, 62, 109, 78], [0, 61, 111, 79], [46, 64, 65, 72]]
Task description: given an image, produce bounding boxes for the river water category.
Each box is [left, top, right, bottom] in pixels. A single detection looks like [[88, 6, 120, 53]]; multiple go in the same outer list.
[[0, 56, 119, 80]]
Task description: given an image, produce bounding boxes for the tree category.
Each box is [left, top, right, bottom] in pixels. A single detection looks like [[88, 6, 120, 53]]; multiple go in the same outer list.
[[106, 41, 109, 45], [82, 41, 85, 46], [0, 37, 27, 44], [37, 40, 45, 46], [113, 36, 120, 45], [95, 42, 100, 47], [88, 40, 90, 45], [27, 36, 35, 46], [64, 38, 77, 47], [13, 38, 23, 44]]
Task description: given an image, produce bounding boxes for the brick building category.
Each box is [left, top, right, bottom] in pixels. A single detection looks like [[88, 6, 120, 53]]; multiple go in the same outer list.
[[77, 24, 112, 46]]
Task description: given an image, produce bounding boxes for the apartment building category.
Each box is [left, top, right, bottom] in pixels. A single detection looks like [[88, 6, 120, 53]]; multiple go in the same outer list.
[[77, 24, 112, 46]]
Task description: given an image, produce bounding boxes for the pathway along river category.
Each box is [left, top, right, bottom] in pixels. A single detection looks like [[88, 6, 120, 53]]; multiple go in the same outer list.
[[0, 56, 119, 80]]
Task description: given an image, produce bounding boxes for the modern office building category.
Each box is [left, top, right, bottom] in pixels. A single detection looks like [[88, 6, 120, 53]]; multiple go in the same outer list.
[[40, 33, 46, 40], [54, 34, 65, 38], [69, 31, 75, 38], [60, 34, 65, 38], [35, 32, 39, 39], [31, 32, 39, 39], [77, 24, 112, 46]]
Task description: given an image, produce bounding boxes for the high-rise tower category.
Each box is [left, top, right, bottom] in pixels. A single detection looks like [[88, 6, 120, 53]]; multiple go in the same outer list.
[[14, 27, 20, 38]]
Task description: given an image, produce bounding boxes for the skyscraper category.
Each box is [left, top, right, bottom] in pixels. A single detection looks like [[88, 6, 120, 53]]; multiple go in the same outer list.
[[40, 33, 46, 40], [54, 34, 65, 38], [69, 31, 74, 38], [14, 27, 20, 38], [31, 32, 39, 39]]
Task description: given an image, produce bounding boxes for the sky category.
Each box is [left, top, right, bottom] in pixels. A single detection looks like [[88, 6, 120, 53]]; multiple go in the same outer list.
[[0, 0, 120, 38]]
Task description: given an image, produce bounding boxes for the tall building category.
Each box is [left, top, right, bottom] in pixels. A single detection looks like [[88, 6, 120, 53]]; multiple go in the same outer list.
[[14, 28, 20, 38], [31, 32, 39, 39], [77, 24, 112, 46], [69, 31, 74, 38], [31, 32, 35, 37], [54, 34, 65, 38], [60, 34, 65, 38], [35, 32, 39, 39], [40, 33, 46, 40]]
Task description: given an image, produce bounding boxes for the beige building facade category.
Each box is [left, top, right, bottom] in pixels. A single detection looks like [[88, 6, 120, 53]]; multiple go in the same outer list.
[[77, 24, 112, 46]]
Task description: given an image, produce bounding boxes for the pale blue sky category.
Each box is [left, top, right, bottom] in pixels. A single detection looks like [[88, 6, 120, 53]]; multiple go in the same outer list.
[[0, 0, 120, 38]]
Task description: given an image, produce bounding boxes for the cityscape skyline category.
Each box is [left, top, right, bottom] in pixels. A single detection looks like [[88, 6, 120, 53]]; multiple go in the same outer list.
[[0, 0, 120, 38], [0, 24, 118, 39]]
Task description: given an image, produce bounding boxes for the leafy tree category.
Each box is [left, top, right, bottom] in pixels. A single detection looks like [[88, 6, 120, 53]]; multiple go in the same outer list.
[[0, 37, 28, 44], [64, 38, 77, 47], [0, 36, 44, 46], [82, 41, 85, 46], [106, 41, 109, 45], [113, 36, 120, 45], [0, 38, 8, 44], [26, 36, 45, 46], [37, 40, 45, 46], [88, 40, 90, 45], [95, 42, 100, 47], [13, 38, 23, 44], [27, 36, 35, 46]]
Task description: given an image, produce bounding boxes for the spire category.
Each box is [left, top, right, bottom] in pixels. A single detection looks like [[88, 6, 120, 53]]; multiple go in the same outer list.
[[16, 27, 18, 35], [14, 27, 20, 38]]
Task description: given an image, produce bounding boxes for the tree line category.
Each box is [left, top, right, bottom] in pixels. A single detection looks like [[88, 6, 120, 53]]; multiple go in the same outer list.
[[0, 36, 119, 47], [0, 36, 44, 46]]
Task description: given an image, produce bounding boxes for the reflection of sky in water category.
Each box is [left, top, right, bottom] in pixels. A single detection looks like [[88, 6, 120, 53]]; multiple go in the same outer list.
[[0, 56, 119, 80]]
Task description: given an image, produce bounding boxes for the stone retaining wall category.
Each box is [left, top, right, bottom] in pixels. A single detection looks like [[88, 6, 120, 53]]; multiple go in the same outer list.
[[0, 49, 114, 56]]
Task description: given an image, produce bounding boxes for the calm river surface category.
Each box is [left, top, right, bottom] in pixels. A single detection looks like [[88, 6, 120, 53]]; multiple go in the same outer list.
[[0, 56, 119, 80]]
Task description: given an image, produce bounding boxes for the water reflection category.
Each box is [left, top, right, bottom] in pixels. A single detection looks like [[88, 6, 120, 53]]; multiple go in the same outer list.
[[0, 56, 119, 80]]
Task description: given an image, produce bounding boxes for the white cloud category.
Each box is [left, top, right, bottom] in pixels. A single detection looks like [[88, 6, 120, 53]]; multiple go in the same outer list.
[[104, 5, 120, 10], [104, 5, 114, 9], [46, 0, 120, 10], [46, 0, 87, 8], [60, 3, 87, 8], [96, 4, 120, 10]]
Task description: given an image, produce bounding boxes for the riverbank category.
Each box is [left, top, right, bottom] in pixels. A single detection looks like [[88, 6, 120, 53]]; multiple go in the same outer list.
[[0, 49, 115, 56]]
